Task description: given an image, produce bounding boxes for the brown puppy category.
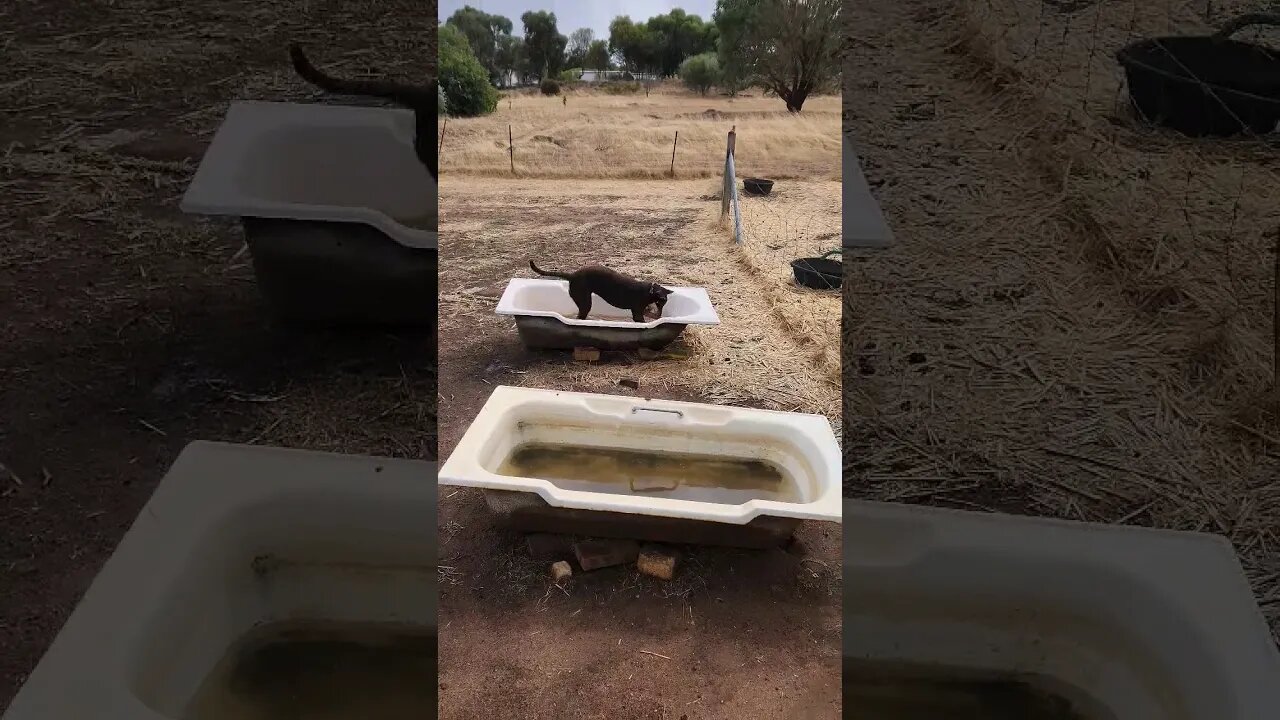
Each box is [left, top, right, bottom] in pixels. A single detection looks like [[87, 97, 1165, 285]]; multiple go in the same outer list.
[[530, 261, 673, 322]]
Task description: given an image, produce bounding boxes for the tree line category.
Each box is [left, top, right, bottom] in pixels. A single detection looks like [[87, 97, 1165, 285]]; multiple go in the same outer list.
[[440, 0, 840, 114]]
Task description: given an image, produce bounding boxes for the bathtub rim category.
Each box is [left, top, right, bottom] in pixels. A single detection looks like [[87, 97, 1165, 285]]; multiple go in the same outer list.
[[439, 385, 841, 524], [179, 100, 437, 250], [495, 277, 721, 329], [1, 441, 437, 720]]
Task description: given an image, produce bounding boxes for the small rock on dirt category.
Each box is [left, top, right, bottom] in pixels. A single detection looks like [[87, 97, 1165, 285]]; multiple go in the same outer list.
[[550, 561, 573, 584], [527, 532, 574, 561], [637, 548, 677, 580], [573, 347, 601, 362], [574, 538, 639, 571], [618, 378, 640, 390]]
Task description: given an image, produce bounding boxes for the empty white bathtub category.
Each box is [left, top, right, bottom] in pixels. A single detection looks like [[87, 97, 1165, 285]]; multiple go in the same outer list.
[[180, 101, 437, 325], [2, 441, 437, 720], [438, 386, 841, 525], [181, 101, 436, 247], [842, 499, 1280, 720]]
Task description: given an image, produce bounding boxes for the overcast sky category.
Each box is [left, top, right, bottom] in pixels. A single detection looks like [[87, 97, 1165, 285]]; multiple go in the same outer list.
[[438, 1, 718, 41]]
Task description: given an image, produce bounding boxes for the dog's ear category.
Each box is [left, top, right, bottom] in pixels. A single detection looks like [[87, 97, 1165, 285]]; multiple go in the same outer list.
[[653, 285, 672, 297]]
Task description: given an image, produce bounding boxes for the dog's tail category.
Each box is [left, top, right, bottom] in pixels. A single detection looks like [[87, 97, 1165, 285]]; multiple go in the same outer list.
[[289, 44, 435, 108], [529, 260, 574, 280]]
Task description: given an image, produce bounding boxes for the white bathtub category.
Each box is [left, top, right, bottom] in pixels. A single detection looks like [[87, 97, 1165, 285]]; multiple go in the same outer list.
[[842, 499, 1280, 719], [438, 385, 841, 524], [495, 277, 719, 329], [2, 441, 437, 720], [181, 100, 436, 249]]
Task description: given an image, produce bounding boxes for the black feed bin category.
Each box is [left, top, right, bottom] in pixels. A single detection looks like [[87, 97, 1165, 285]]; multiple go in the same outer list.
[[791, 249, 841, 291], [743, 177, 775, 196], [1117, 13, 1280, 137]]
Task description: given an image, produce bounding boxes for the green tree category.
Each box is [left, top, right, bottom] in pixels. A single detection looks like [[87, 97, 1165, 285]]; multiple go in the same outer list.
[[679, 52, 720, 95], [565, 28, 594, 69], [608, 16, 660, 75], [713, 0, 757, 95], [714, 0, 840, 111], [645, 9, 715, 77], [610, 12, 717, 78], [495, 34, 524, 86], [444, 6, 513, 85], [520, 10, 568, 79], [584, 39, 611, 70], [439, 24, 498, 116]]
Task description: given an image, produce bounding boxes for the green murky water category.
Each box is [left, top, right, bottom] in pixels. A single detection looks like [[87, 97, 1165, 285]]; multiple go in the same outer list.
[[184, 621, 436, 720], [498, 443, 796, 502], [843, 660, 1095, 719]]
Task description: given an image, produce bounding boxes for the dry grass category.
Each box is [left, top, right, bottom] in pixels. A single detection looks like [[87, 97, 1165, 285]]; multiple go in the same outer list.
[[439, 81, 842, 425], [439, 83, 841, 180], [439, 177, 841, 424], [845, 0, 1280, 643]]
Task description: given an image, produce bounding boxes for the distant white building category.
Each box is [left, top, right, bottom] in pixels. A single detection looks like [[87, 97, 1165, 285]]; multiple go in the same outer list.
[[578, 69, 659, 83]]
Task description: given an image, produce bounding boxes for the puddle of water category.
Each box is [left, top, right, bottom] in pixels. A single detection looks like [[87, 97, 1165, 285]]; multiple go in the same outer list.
[[497, 443, 797, 503], [184, 621, 436, 720], [843, 660, 1098, 720]]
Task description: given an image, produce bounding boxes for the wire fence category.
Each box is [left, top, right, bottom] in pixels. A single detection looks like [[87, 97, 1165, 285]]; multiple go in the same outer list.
[[719, 127, 844, 294], [714, 126, 842, 381]]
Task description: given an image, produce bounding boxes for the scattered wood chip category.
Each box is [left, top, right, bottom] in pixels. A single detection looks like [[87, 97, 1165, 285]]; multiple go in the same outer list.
[[550, 560, 573, 584], [1, 463, 21, 486], [637, 548, 678, 580], [137, 419, 167, 436]]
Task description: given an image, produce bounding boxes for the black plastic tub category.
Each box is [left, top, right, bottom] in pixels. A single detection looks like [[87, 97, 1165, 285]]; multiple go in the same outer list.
[[1117, 14, 1280, 137], [743, 177, 775, 196], [791, 250, 842, 290]]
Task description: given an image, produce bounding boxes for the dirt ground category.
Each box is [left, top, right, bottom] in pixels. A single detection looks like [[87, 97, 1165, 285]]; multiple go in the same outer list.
[[436, 176, 842, 713], [844, 0, 1279, 642], [0, 0, 435, 708]]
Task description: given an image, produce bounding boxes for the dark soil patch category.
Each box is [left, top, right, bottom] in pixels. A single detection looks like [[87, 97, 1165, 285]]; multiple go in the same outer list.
[[0, 0, 436, 707]]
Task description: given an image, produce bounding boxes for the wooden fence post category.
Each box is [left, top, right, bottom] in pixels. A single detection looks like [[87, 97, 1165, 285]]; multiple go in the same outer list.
[[669, 131, 679, 176], [438, 119, 448, 159], [720, 126, 737, 221], [508, 124, 515, 174]]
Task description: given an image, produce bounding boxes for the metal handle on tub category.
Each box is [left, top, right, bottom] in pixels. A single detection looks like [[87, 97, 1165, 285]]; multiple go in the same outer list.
[[631, 407, 684, 420]]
